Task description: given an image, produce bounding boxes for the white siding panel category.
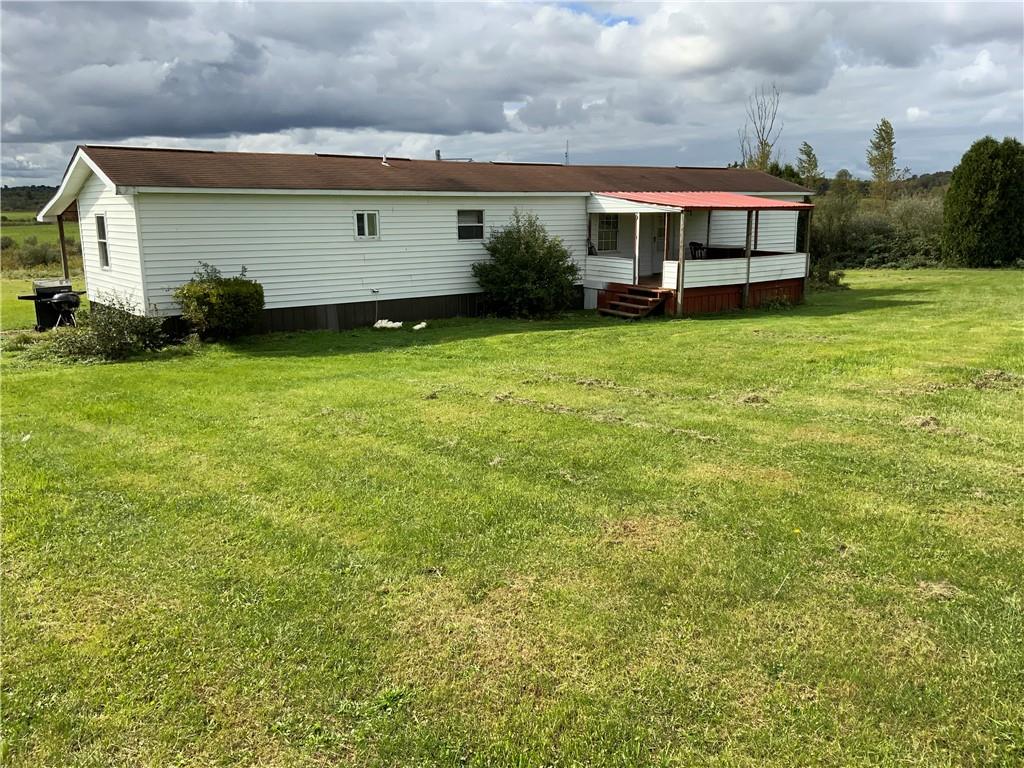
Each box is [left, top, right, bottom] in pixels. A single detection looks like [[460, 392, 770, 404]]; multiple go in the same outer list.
[[683, 258, 748, 288], [749, 253, 807, 282], [755, 211, 798, 252], [583, 254, 633, 286], [76, 175, 145, 309], [136, 194, 587, 314], [709, 211, 748, 247], [662, 260, 678, 290]]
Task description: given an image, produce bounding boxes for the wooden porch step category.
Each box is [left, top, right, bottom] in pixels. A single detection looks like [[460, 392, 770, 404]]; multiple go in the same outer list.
[[616, 293, 661, 306], [609, 300, 653, 312], [626, 286, 672, 298], [598, 307, 644, 319]]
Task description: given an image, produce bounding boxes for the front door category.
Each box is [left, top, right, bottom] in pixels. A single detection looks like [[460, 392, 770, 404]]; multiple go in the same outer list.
[[652, 216, 666, 272], [637, 215, 665, 278]]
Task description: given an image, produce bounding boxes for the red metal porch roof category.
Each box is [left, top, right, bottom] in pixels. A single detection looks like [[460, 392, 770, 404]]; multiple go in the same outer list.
[[597, 190, 812, 210]]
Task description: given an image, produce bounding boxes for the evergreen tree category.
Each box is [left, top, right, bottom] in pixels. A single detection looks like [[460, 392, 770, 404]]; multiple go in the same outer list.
[[866, 118, 906, 205], [796, 142, 821, 190], [942, 136, 1024, 267]]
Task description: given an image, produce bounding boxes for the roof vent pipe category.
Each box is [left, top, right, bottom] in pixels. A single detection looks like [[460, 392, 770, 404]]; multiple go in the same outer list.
[[381, 154, 389, 166]]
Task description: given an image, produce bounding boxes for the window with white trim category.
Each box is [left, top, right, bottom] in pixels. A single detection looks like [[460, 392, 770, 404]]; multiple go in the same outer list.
[[95, 214, 110, 268], [457, 210, 484, 240], [354, 211, 379, 239], [597, 214, 619, 251]]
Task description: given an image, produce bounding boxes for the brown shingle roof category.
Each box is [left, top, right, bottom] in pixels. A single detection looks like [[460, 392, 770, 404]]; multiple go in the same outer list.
[[80, 145, 811, 195]]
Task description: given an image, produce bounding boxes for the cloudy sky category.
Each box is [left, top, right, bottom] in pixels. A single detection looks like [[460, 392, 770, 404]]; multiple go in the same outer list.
[[2, 1, 1022, 186]]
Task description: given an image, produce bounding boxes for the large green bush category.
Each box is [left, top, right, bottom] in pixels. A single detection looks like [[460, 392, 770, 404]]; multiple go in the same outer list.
[[942, 136, 1024, 267], [472, 210, 579, 317], [173, 262, 265, 339]]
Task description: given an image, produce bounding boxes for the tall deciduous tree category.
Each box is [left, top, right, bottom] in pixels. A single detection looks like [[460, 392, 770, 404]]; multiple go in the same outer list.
[[796, 141, 821, 190], [866, 118, 907, 204], [942, 136, 1024, 267], [738, 83, 783, 171]]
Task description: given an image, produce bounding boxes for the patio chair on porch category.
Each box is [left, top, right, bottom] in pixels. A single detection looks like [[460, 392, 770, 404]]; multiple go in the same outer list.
[[689, 241, 706, 259]]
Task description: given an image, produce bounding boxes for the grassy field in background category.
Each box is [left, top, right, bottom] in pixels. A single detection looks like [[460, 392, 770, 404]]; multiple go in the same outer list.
[[1, 211, 80, 247], [2, 270, 1022, 766]]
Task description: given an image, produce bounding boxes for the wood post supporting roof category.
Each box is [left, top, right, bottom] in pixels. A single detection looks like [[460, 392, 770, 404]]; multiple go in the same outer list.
[[675, 211, 686, 316], [742, 210, 753, 308], [57, 214, 70, 281], [804, 207, 813, 281], [632, 212, 640, 285]]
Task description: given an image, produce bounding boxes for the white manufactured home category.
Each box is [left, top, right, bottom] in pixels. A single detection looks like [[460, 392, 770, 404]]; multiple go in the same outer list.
[[39, 146, 813, 328]]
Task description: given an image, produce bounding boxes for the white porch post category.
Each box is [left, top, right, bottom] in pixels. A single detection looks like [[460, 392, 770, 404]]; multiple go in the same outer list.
[[633, 212, 640, 285], [804, 207, 813, 280], [742, 209, 753, 308], [675, 210, 686, 315], [663, 212, 669, 264]]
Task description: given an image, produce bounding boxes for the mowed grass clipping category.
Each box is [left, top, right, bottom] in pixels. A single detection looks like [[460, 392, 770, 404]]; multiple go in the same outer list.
[[2, 270, 1023, 767]]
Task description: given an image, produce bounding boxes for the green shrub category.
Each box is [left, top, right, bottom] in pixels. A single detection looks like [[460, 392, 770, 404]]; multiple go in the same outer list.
[[943, 136, 1024, 267], [472, 210, 580, 317], [172, 262, 265, 339], [23, 293, 164, 363]]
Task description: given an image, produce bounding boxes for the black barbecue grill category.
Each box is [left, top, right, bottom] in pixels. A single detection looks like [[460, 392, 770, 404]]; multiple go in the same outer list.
[[17, 279, 86, 330]]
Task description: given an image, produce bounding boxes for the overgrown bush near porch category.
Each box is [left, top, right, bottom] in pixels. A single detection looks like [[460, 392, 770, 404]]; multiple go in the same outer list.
[[23, 292, 165, 363], [472, 210, 579, 317]]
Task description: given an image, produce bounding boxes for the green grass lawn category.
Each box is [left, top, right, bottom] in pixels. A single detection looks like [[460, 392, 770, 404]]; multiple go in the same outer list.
[[3, 270, 1022, 766]]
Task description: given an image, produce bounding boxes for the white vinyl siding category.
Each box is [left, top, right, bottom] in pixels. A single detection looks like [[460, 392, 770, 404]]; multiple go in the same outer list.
[[661, 252, 807, 289], [135, 193, 586, 315], [583, 254, 634, 285], [709, 210, 798, 251], [753, 211, 798, 252], [76, 174, 145, 309]]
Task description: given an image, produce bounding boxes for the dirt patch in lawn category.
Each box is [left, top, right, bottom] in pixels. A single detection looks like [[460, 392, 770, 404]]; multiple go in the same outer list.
[[971, 369, 1023, 390], [492, 392, 718, 442], [917, 580, 961, 601], [599, 515, 693, 552]]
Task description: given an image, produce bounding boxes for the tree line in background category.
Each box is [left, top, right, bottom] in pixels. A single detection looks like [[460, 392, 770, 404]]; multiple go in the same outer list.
[[736, 84, 1024, 283], [1, 185, 57, 212]]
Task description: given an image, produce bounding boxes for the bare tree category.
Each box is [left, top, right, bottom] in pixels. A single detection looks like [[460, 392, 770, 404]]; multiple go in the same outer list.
[[738, 83, 783, 171]]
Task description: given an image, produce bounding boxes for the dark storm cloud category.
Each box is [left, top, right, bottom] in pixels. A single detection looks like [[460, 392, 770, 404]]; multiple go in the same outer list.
[[1, 2, 1021, 184]]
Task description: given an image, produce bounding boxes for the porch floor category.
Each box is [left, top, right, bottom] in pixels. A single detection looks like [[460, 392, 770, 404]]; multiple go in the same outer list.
[[637, 274, 666, 289]]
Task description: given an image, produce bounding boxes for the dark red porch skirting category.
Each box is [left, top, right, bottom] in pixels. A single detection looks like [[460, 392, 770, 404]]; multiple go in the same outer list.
[[682, 277, 803, 314]]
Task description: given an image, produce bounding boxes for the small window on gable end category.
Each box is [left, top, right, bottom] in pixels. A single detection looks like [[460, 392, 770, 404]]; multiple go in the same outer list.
[[597, 214, 619, 251], [96, 214, 110, 268], [354, 211, 379, 239], [457, 210, 484, 240]]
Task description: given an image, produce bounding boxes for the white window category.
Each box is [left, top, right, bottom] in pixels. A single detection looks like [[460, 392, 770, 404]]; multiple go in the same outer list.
[[597, 214, 618, 251], [457, 209, 484, 240], [354, 211, 379, 239], [95, 214, 110, 268]]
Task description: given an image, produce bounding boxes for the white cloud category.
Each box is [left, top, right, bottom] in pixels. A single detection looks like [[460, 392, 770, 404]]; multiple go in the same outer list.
[[906, 107, 930, 123]]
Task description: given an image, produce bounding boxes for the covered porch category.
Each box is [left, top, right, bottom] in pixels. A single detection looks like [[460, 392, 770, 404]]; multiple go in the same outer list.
[[583, 191, 813, 316]]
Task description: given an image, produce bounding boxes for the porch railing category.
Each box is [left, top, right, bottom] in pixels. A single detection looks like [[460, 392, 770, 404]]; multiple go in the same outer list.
[[661, 252, 807, 290]]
